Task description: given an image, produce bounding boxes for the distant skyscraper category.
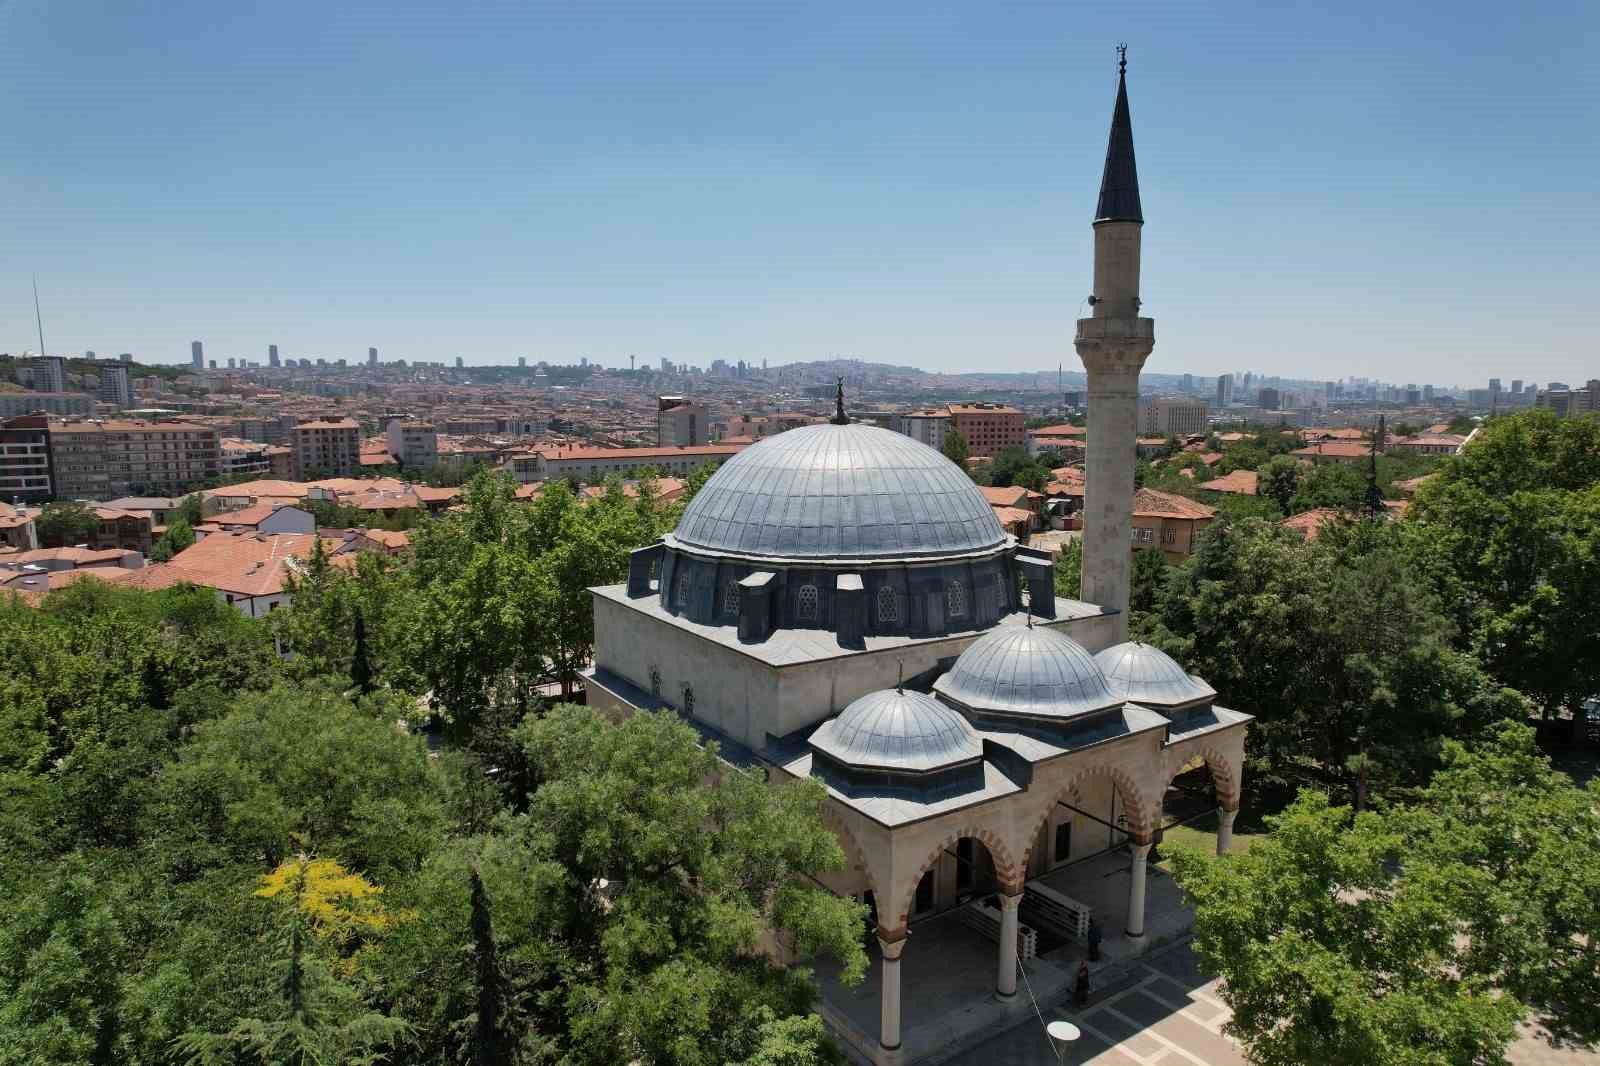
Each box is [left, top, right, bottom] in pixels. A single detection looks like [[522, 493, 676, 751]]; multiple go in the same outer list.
[[1181, 373, 1194, 392], [85, 350, 96, 361], [455, 356, 464, 369], [191, 340, 204, 370], [369, 347, 378, 367], [227, 358, 237, 369], [98, 364, 133, 409], [208, 359, 217, 370], [28, 355, 67, 393], [1216, 373, 1233, 406], [1257, 387, 1280, 411], [269, 344, 280, 368], [1489, 378, 1502, 394], [118, 352, 132, 363], [518, 356, 527, 368], [1511, 379, 1523, 395]]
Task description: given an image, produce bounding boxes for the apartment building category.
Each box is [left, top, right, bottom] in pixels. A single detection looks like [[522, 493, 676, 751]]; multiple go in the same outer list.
[[896, 409, 951, 449], [1140, 398, 1209, 437], [0, 415, 53, 501], [0, 392, 94, 418], [385, 419, 439, 469], [657, 397, 708, 447], [1537, 380, 1600, 418], [523, 443, 744, 483], [945, 403, 1025, 456], [98, 365, 134, 409], [289, 418, 360, 479], [1131, 488, 1216, 562], [49, 420, 222, 500], [220, 438, 276, 478]]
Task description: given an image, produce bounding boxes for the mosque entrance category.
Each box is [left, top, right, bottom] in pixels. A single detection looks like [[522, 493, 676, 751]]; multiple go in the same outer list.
[[909, 835, 1000, 923]]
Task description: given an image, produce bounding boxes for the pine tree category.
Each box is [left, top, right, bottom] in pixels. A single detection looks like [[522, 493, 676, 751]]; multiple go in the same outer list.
[[468, 866, 504, 1066], [350, 609, 373, 695]]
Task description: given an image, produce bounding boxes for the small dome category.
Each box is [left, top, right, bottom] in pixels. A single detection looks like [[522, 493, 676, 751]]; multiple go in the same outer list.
[[809, 689, 982, 772], [670, 423, 1008, 562], [1093, 642, 1216, 709], [934, 624, 1120, 719]]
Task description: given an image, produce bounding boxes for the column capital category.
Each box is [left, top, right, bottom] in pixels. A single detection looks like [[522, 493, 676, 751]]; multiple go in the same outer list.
[[1129, 841, 1153, 862], [878, 935, 907, 962], [997, 890, 1023, 913]]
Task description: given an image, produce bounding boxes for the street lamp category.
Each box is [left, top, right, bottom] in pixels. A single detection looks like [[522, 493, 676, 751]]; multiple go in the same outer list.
[[1046, 1020, 1081, 1062]]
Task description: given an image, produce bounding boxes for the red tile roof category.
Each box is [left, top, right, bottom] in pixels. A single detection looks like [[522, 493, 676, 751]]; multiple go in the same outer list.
[[1132, 488, 1216, 520], [1202, 469, 1258, 496]]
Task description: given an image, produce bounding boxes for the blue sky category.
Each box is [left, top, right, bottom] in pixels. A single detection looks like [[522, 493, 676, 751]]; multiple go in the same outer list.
[[2, 0, 1596, 383]]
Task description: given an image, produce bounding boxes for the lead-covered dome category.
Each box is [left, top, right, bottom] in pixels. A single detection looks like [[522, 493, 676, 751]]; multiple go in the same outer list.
[[670, 423, 1008, 562], [809, 689, 982, 772], [1093, 642, 1216, 709], [934, 624, 1120, 719]]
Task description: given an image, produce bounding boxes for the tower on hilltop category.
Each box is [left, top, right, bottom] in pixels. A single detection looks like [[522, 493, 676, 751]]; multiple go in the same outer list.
[[1075, 45, 1154, 640]]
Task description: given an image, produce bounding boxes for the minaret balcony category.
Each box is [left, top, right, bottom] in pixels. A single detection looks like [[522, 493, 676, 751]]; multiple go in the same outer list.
[[1075, 317, 1154, 343]]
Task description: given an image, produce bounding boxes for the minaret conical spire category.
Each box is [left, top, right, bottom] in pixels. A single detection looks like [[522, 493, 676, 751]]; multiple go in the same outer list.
[[1094, 45, 1143, 225]]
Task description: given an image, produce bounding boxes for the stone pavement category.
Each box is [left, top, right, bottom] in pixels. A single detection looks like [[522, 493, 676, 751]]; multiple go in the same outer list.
[[940, 939, 1600, 1066]]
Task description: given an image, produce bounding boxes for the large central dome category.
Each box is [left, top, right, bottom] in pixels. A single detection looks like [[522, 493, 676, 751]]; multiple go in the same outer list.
[[669, 423, 1009, 561]]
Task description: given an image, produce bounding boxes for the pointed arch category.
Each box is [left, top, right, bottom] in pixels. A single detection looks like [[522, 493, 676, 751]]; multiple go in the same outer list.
[[1019, 763, 1153, 873], [1160, 744, 1241, 814], [819, 809, 880, 904], [886, 826, 1021, 938]]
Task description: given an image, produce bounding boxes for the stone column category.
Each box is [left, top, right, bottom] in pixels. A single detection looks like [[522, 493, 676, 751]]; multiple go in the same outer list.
[[1074, 319, 1154, 642], [878, 932, 906, 1052], [1216, 806, 1239, 857], [996, 890, 1022, 998], [1125, 841, 1152, 938]]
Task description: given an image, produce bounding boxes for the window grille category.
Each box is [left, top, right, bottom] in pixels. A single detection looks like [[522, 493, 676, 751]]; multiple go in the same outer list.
[[675, 573, 690, 608], [876, 585, 898, 624], [946, 580, 967, 618], [797, 583, 819, 621], [723, 580, 740, 616]]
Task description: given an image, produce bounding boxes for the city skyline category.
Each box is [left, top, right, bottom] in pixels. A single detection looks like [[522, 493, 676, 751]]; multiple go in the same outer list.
[[3, 1, 1596, 381]]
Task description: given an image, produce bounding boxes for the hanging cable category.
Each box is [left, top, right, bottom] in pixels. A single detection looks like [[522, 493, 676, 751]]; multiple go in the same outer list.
[[1017, 953, 1063, 1064]]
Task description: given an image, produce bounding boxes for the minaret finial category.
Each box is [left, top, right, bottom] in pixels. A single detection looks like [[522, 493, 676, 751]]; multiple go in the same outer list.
[[831, 377, 849, 425], [1117, 43, 1127, 76]]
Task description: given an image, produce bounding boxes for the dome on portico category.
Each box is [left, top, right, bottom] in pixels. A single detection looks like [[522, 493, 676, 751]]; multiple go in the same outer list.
[[1093, 642, 1216, 709], [933, 624, 1121, 719], [809, 688, 982, 773], [669, 422, 1009, 563]]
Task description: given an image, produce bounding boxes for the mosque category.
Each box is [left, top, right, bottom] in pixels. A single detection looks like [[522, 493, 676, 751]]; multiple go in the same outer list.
[[584, 53, 1249, 1062]]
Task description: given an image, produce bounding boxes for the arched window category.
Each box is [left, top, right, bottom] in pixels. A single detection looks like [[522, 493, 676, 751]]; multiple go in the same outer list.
[[797, 583, 819, 622], [876, 585, 898, 624], [723, 579, 740, 617], [946, 579, 967, 619], [675, 573, 690, 609]]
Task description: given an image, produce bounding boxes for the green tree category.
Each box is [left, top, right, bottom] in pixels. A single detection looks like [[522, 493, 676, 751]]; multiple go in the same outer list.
[[941, 430, 969, 466], [1173, 722, 1600, 1062], [1053, 538, 1082, 599], [1256, 455, 1303, 516], [1171, 791, 1523, 1066], [987, 446, 1049, 492], [149, 517, 195, 562], [350, 609, 373, 695], [34, 501, 99, 547], [1410, 410, 1600, 735], [1129, 546, 1166, 619], [173, 859, 408, 1066], [1288, 462, 1365, 513]]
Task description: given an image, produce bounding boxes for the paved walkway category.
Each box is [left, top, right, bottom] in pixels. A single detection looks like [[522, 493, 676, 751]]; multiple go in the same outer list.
[[943, 940, 1599, 1066]]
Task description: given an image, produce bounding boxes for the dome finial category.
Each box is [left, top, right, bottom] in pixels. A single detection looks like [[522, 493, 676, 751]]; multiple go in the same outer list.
[[1117, 42, 1127, 76], [897, 661, 905, 694], [831, 377, 849, 425]]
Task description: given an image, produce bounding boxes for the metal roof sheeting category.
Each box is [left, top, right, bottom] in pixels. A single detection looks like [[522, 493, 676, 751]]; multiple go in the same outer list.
[[1093, 641, 1216, 709], [934, 624, 1120, 719], [672, 423, 1007, 561], [809, 689, 982, 772]]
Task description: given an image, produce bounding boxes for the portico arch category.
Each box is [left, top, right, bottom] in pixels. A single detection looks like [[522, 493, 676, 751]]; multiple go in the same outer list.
[[1019, 763, 1154, 872], [887, 825, 1021, 937], [819, 809, 882, 920], [1158, 744, 1241, 814]]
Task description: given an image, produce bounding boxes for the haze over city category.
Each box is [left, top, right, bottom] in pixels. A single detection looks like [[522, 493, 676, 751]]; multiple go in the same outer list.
[[3, 0, 1596, 382]]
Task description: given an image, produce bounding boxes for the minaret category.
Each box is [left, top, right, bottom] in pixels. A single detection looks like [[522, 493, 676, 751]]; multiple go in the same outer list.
[[1075, 45, 1154, 640]]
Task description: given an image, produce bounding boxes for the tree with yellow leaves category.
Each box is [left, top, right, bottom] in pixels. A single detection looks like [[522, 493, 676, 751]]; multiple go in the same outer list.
[[174, 856, 408, 1066]]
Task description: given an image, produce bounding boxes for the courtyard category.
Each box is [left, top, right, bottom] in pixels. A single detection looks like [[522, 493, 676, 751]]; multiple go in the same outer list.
[[941, 940, 1597, 1066]]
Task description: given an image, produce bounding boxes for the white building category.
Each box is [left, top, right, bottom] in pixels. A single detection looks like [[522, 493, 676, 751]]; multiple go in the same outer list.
[[582, 55, 1249, 1063]]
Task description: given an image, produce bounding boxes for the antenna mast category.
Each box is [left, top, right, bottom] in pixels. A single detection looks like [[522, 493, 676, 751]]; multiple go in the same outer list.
[[32, 275, 46, 357]]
